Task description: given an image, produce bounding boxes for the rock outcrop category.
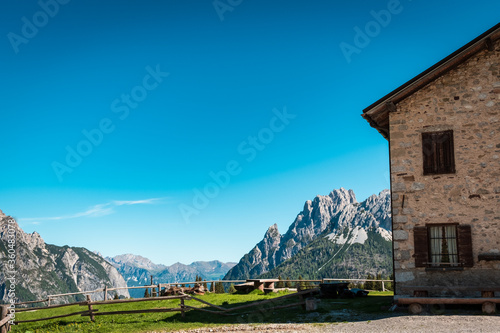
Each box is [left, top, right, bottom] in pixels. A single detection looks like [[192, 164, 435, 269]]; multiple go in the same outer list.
[[0, 210, 129, 303]]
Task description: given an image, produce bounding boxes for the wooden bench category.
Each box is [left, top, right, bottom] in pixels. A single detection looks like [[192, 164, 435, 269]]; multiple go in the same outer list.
[[246, 279, 279, 292], [396, 286, 500, 314]]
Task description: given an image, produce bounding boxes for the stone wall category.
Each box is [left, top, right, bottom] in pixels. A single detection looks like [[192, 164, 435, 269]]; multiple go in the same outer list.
[[389, 40, 500, 297]]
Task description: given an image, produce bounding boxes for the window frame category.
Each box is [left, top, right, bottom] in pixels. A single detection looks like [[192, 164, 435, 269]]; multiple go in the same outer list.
[[413, 224, 473, 269], [427, 223, 459, 267], [422, 130, 456, 175]]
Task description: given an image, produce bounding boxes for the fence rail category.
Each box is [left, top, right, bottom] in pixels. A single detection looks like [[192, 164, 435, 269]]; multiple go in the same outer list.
[[1, 277, 393, 332], [1, 287, 321, 331]]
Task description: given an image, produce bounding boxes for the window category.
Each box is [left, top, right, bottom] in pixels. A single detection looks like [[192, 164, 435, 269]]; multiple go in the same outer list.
[[422, 130, 455, 175], [429, 225, 458, 266], [414, 224, 473, 268]]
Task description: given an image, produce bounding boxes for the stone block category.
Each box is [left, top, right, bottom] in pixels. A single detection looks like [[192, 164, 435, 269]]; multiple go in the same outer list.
[[393, 216, 408, 223], [392, 183, 406, 192], [393, 230, 409, 241], [410, 182, 425, 191]]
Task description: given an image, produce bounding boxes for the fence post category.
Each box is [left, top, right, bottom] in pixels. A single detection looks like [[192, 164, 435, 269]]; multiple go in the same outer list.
[[47, 297, 51, 307], [104, 286, 108, 301], [86, 295, 95, 322], [180, 297, 185, 318], [1, 305, 10, 333], [158, 284, 161, 297], [382, 281, 385, 292]]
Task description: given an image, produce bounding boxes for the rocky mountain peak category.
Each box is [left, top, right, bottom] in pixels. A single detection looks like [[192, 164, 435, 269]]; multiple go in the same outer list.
[[224, 188, 391, 280], [328, 187, 357, 205], [108, 253, 166, 272], [264, 224, 280, 239]]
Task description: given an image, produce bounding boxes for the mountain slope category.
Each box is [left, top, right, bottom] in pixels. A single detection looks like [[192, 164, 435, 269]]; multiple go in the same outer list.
[[107, 254, 236, 298], [259, 228, 392, 280], [224, 188, 391, 280], [0, 210, 129, 303]]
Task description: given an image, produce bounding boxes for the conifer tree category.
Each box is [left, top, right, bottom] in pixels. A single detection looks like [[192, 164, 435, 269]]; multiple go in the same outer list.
[[365, 274, 374, 290], [286, 277, 292, 288], [277, 275, 284, 288], [215, 281, 225, 294], [144, 288, 150, 298], [228, 283, 237, 293]]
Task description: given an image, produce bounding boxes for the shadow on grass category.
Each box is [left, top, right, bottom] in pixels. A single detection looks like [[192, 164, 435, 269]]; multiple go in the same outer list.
[[164, 294, 397, 326]]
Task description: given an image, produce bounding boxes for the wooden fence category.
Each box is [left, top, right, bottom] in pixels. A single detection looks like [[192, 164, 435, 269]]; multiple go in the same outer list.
[[0, 288, 320, 332], [0, 277, 393, 332]]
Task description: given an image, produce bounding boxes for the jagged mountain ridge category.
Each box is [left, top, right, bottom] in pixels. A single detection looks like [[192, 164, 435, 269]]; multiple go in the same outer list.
[[259, 228, 393, 280], [106, 254, 236, 298], [0, 210, 129, 303], [224, 188, 391, 280]]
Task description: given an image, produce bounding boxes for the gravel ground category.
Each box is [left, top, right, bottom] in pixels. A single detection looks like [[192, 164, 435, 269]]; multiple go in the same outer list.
[[164, 313, 500, 333]]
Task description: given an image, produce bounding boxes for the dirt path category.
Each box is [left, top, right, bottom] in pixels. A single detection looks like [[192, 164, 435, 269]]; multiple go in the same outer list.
[[168, 314, 500, 333]]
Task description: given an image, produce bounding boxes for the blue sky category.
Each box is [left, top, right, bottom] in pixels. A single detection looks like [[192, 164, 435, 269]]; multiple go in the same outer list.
[[1, 0, 498, 265]]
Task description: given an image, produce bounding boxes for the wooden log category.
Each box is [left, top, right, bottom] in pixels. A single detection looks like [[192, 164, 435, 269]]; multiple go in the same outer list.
[[16, 302, 85, 312], [482, 302, 496, 315], [0, 316, 10, 333], [180, 298, 185, 318], [180, 293, 226, 311], [14, 310, 95, 324], [409, 303, 423, 315], [104, 286, 108, 301], [82, 295, 186, 306], [398, 297, 500, 305], [86, 295, 95, 322], [48, 289, 102, 298], [14, 299, 49, 306], [305, 298, 317, 311], [89, 308, 183, 316], [1, 305, 10, 333]]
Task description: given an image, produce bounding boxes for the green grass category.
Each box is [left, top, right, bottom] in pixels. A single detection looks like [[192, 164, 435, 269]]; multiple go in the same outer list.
[[11, 291, 394, 333]]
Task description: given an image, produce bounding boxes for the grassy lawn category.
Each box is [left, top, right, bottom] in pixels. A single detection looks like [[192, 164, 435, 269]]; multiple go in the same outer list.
[[11, 290, 394, 333]]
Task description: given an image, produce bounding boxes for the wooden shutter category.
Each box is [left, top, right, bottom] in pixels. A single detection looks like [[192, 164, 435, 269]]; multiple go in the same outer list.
[[422, 133, 435, 174], [413, 226, 429, 267], [440, 131, 455, 173], [422, 130, 455, 175], [457, 225, 473, 267]]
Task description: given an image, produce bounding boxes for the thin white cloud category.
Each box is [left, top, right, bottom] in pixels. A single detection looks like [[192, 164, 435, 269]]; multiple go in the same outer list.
[[20, 197, 167, 223]]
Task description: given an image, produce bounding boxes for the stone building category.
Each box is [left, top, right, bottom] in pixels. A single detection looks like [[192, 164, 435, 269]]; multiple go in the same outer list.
[[362, 23, 500, 307]]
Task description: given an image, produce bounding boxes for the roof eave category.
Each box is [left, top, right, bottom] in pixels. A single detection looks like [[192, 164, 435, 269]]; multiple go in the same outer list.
[[362, 22, 500, 140]]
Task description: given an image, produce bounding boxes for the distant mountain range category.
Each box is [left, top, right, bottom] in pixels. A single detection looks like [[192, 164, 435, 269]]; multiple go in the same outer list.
[[224, 188, 392, 280], [106, 254, 236, 298], [0, 210, 129, 303]]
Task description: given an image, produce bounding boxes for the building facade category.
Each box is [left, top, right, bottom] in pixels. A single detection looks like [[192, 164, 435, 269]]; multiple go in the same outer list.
[[363, 23, 500, 300]]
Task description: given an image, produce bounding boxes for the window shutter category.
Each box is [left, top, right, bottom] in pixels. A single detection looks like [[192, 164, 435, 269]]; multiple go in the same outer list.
[[443, 131, 455, 173], [413, 226, 429, 267], [422, 133, 435, 174], [457, 225, 473, 267], [422, 130, 455, 175]]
